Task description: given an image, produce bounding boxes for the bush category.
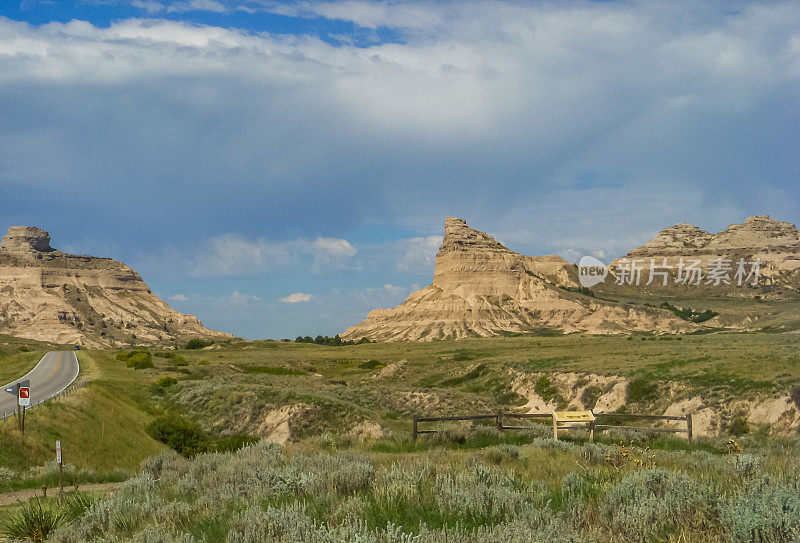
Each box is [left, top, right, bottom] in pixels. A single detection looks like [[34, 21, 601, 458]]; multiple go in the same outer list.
[[145, 415, 259, 457], [116, 349, 150, 361], [729, 415, 750, 436], [146, 416, 211, 457], [729, 454, 762, 479], [215, 435, 261, 453], [117, 350, 154, 370], [185, 338, 214, 350], [723, 476, 800, 542], [627, 377, 658, 404], [155, 377, 178, 388], [534, 375, 558, 402], [602, 468, 716, 541]]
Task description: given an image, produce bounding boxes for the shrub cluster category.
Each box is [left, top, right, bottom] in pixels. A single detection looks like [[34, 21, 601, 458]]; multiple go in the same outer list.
[[660, 302, 718, 323], [157, 351, 189, 366], [295, 334, 371, 346], [145, 415, 258, 457], [185, 339, 214, 350], [45, 437, 800, 543], [116, 350, 154, 370]]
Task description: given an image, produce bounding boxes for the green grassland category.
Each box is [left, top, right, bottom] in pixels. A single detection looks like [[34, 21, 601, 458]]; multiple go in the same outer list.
[[2, 332, 799, 475], [0, 331, 799, 541]]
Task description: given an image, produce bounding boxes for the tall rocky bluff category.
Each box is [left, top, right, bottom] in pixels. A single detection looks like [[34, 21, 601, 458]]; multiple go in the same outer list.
[[610, 215, 800, 294], [342, 218, 692, 341], [0, 226, 230, 347]]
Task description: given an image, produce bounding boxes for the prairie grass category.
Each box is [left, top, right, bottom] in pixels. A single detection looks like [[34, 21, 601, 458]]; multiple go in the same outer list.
[[46, 433, 800, 543]]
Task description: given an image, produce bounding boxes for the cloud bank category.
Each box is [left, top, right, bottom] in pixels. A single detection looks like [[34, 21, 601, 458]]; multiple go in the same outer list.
[[1, 0, 798, 337]]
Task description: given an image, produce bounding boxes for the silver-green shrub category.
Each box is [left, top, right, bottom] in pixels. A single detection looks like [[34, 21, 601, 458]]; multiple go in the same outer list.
[[729, 454, 762, 479], [602, 468, 716, 542], [722, 476, 800, 542]]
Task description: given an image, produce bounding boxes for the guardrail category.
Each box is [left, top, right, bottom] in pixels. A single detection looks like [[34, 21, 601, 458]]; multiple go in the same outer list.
[[412, 410, 694, 442], [1, 380, 89, 422]]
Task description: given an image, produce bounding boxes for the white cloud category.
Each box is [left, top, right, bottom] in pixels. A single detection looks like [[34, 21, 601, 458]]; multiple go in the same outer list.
[[1, 1, 798, 300], [280, 292, 313, 303], [131, 0, 165, 13], [166, 0, 226, 13], [395, 235, 441, 273], [168, 293, 189, 301], [310, 237, 357, 271], [229, 290, 263, 305], [196, 233, 291, 277], [311, 237, 357, 257]]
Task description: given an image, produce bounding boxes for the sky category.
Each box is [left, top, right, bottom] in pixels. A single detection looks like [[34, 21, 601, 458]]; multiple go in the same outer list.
[[0, 0, 798, 339]]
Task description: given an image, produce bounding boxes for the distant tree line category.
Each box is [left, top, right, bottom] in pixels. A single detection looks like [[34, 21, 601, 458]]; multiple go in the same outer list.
[[294, 334, 371, 346]]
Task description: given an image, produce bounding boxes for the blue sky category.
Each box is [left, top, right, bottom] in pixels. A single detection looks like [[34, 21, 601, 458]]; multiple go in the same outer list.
[[1, 0, 798, 339]]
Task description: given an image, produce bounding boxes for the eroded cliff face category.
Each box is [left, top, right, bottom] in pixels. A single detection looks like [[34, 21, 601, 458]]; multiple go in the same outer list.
[[342, 218, 693, 342], [611, 215, 800, 294], [0, 226, 230, 347]]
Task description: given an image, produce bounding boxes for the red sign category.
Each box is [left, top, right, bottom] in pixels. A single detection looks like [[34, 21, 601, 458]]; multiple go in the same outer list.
[[19, 387, 30, 399]]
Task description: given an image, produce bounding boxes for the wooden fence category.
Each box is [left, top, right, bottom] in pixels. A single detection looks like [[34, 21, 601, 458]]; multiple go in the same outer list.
[[412, 410, 694, 442]]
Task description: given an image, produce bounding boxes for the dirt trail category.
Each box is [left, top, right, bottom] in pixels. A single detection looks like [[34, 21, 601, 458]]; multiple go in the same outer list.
[[0, 481, 122, 506]]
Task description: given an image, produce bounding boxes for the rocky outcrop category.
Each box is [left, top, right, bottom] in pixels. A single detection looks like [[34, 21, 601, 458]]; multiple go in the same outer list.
[[627, 223, 713, 257], [342, 217, 693, 341], [612, 215, 800, 293], [0, 226, 230, 347]]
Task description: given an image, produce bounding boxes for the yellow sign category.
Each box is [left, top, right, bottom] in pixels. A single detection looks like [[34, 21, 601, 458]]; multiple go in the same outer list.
[[554, 410, 595, 423]]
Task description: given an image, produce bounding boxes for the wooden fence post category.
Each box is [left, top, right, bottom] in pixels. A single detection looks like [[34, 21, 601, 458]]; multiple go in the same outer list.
[[412, 415, 418, 441], [552, 414, 558, 441], [496, 410, 503, 431], [686, 413, 693, 443]]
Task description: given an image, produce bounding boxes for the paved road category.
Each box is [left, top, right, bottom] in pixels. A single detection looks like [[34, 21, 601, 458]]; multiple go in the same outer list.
[[0, 351, 80, 416]]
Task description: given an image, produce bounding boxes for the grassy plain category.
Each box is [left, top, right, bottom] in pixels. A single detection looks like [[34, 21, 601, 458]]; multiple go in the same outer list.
[[0, 331, 798, 541]]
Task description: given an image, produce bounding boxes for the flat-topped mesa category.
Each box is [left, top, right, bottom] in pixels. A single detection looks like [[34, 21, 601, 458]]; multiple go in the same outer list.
[[1, 226, 54, 254], [0, 225, 230, 347]]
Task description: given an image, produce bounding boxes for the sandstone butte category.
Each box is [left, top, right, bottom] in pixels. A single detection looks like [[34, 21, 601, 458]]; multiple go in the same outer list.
[[610, 215, 800, 293], [0, 226, 230, 348], [341, 217, 697, 342], [343, 215, 800, 342]]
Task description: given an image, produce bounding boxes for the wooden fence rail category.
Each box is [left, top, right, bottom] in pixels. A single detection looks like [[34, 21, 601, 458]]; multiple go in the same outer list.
[[412, 410, 694, 443]]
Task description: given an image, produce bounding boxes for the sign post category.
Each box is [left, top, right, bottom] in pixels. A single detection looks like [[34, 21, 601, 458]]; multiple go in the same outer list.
[[18, 386, 30, 435], [552, 410, 596, 442], [7, 381, 30, 434], [56, 440, 63, 502]]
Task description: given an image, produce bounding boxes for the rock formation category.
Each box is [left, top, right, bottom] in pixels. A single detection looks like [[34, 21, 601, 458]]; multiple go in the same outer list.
[[0, 226, 230, 347], [611, 215, 800, 294], [341, 218, 693, 341]]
